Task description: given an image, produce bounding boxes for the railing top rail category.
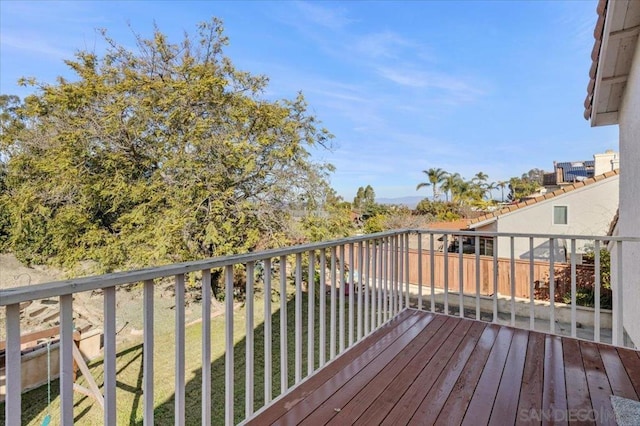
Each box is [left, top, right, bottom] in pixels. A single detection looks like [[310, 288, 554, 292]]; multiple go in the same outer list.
[[2, 228, 638, 306], [414, 229, 640, 242], [0, 230, 409, 306]]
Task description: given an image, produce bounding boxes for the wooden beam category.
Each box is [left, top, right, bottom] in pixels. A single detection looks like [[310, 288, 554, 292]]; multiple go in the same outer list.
[[594, 111, 619, 126], [72, 343, 105, 410], [601, 75, 628, 85], [0, 326, 80, 351], [609, 25, 640, 41]]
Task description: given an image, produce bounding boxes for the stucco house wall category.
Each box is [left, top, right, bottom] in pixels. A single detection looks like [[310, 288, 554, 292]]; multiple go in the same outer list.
[[617, 37, 640, 347], [474, 176, 619, 260]]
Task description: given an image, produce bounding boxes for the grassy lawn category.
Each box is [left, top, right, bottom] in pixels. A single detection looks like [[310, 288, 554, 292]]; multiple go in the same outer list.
[[1, 283, 366, 425]]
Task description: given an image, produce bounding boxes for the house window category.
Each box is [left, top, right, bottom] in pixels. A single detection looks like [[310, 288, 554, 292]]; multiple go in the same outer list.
[[479, 237, 494, 256], [553, 206, 568, 225]]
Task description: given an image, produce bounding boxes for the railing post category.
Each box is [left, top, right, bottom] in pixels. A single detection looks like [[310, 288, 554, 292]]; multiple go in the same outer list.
[[372, 239, 379, 328], [348, 243, 355, 347], [175, 274, 186, 425], [295, 253, 302, 383], [279, 256, 288, 394], [397, 235, 403, 312], [225, 266, 235, 425], [339, 244, 345, 353], [430, 233, 435, 312], [263, 259, 273, 402], [364, 240, 370, 335], [5, 303, 21, 426], [358, 242, 364, 340], [398, 233, 402, 311], [549, 238, 556, 334], [390, 236, 395, 316], [104, 286, 117, 426], [492, 236, 498, 323], [444, 234, 449, 315], [475, 235, 481, 321], [510, 236, 516, 326], [405, 233, 410, 310], [245, 262, 255, 418], [383, 237, 389, 322], [529, 238, 535, 330], [60, 294, 74, 425], [201, 271, 212, 425], [307, 250, 315, 376], [330, 248, 337, 360], [594, 241, 601, 343], [319, 251, 326, 367], [458, 234, 464, 318], [418, 232, 423, 311], [613, 241, 624, 346], [570, 240, 577, 338]]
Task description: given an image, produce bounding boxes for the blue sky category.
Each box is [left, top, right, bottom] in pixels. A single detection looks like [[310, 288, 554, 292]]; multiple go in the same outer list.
[[0, 1, 618, 200]]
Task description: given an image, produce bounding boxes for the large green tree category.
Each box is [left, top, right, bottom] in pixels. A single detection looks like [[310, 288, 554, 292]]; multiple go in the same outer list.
[[0, 19, 332, 272]]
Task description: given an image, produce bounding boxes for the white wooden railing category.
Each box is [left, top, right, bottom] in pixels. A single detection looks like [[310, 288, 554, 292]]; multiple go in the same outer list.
[[1, 230, 638, 425]]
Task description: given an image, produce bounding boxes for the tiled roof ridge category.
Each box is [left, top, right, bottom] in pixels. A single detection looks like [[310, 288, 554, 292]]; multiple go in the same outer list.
[[468, 169, 619, 226], [584, 0, 608, 121]]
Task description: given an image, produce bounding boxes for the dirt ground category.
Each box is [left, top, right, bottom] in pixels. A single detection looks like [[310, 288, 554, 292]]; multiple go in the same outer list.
[[0, 254, 214, 345]]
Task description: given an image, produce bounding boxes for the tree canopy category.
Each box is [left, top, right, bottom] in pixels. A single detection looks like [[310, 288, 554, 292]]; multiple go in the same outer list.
[[0, 19, 333, 272]]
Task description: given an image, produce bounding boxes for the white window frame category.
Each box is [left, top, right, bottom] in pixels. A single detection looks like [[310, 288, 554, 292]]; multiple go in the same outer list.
[[552, 205, 568, 225]]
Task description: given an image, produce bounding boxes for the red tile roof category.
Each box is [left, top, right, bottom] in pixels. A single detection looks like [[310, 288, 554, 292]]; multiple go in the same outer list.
[[584, 0, 608, 121], [426, 219, 471, 231], [468, 169, 619, 227]]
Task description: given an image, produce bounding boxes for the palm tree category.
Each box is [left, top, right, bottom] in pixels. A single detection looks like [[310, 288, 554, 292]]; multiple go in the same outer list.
[[485, 181, 498, 201], [497, 181, 508, 202], [416, 168, 447, 200], [472, 171, 489, 185], [440, 172, 463, 202]]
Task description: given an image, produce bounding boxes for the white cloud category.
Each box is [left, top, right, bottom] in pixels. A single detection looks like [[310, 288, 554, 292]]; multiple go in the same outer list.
[[1, 34, 71, 59], [353, 31, 414, 59], [294, 1, 354, 31]]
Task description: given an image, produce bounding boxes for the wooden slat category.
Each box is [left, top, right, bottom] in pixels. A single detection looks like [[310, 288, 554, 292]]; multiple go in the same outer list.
[[408, 321, 489, 424], [515, 331, 545, 426], [460, 326, 515, 425], [245, 309, 420, 425], [488, 328, 529, 425], [284, 312, 439, 425], [349, 317, 460, 425], [379, 319, 475, 425], [542, 335, 567, 426], [432, 324, 501, 426], [617, 347, 640, 397], [580, 341, 613, 426], [599, 345, 638, 400], [326, 315, 451, 424], [561, 338, 592, 421], [245, 310, 640, 426]]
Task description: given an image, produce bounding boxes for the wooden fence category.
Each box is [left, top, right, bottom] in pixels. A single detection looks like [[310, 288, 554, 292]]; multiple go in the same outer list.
[[347, 246, 597, 301]]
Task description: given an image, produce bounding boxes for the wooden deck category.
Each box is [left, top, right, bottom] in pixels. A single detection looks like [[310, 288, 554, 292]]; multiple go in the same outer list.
[[246, 309, 640, 425]]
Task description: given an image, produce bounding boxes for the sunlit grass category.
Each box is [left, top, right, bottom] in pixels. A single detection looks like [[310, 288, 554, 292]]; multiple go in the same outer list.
[[1, 282, 360, 425]]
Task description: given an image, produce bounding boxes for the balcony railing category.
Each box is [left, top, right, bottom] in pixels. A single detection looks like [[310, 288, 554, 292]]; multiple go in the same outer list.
[[1, 229, 639, 425]]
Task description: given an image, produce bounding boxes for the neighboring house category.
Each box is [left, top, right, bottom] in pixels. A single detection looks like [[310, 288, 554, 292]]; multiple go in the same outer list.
[[542, 150, 619, 188], [584, 0, 640, 347], [467, 170, 619, 261]]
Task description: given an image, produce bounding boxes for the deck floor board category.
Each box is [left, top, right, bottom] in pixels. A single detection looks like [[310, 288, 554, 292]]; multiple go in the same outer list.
[[246, 309, 640, 426]]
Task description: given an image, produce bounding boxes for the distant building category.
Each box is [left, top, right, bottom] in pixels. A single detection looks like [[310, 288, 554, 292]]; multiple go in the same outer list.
[[468, 170, 619, 261], [542, 150, 618, 189]]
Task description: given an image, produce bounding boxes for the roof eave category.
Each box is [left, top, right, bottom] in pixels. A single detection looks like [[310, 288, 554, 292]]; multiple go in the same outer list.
[[590, 0, 616, 127], [468, 217, 497, 229]]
